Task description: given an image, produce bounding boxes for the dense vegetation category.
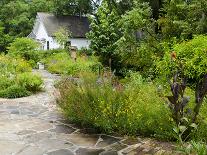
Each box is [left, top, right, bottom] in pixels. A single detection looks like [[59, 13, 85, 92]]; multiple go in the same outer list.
[[88, 0, 207, 76], [0, 0, 96, 52], [42, 52, 101, 76], [58, 72, 174, 140], [0, 0, 207, 153], [0, 55, 43, 98], [58, 0, 207, 152]]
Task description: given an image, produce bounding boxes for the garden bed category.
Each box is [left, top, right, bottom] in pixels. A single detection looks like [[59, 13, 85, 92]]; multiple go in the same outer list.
[[0, 55, 43, 98]]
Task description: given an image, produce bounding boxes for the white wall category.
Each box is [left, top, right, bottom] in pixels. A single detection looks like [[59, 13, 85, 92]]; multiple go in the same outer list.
[[35, 21, 61, 50], [46, 37, 61, 50], [35, 20, 90, 50], [70, 38, 91, 49], [36, 22, 48, 40]]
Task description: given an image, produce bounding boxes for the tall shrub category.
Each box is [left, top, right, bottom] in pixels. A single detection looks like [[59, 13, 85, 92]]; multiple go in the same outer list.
[[8, 37, 40, 65], [57, 72, 174, 139], [157, 35, 207, 139]]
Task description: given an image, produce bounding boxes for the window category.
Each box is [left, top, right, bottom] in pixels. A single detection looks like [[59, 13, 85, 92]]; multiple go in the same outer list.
[[65, 41, 71, 49], [47, 41, 49, 50]]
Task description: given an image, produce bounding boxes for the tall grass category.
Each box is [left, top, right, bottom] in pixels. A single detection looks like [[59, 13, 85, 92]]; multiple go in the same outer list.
[[43, 52, 101, 76], [57, 72, 175, 140]]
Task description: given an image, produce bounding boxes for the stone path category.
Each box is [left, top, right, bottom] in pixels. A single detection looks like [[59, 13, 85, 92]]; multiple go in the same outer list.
[[0, 70, 176, 155]]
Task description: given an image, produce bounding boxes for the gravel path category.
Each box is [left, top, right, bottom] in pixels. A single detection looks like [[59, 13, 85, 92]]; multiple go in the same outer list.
[[0, 70, 175, 155]]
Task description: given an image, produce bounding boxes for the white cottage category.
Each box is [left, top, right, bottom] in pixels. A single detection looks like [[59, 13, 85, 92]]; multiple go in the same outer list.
[[28, 12, 90, 50]]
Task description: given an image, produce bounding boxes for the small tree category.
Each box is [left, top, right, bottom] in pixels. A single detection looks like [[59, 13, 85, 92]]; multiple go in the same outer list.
[[8, 37, 39, 61], [115, 2, 156, 75], [157, 35, 207, 128], [54, 27, 71, 48], [87, 1, 121, 69]]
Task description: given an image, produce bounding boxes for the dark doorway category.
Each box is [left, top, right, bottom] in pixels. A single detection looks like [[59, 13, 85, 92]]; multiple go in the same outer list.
[[47, 41, 50, 50]]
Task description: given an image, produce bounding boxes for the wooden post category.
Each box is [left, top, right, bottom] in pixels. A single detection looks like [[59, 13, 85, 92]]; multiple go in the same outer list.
[[70, 46, 77, 62]]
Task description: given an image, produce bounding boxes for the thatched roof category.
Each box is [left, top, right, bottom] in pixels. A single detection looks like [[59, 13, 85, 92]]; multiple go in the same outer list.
[[37, 12, 90, 38]]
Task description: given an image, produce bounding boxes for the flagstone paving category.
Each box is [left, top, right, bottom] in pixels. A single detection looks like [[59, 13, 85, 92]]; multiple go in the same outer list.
[[0, 70, 177, 155]]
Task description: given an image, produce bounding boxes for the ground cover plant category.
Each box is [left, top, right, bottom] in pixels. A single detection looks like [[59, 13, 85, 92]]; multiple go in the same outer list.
[[7, 37, 40, 67], [155, 35, 207, 150], [1, 0, 207, 152], [57, 72, 175, 140], [57, 35, 207, 145], [0, 55, 43, 98], [42, 51, 102, 76]]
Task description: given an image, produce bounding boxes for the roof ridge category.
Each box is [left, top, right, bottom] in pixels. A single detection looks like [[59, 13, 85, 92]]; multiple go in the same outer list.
[[37, 12, 88, 18], [36, 12, 90, 38]]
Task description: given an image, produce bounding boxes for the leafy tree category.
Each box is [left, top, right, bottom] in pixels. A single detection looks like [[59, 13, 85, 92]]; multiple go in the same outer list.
[[8, 37, 39, 62], [87, 1, 122, 70], [0, 1, 32, 37], [115, 2, 156, 74], [158, 0, 207, 40], [53, 0, 93, 16], [29, 0, 54, 17], [0, 0, 54, 52], [105, 0, 134, 15], [0, 24, 12, 52], [88, 0, 163, 75], [0, 0, 54, 37], [54, 27, 71, 48]]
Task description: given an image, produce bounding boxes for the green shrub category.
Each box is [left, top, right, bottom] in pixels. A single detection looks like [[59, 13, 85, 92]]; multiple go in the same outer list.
[[43, 52, 101, 76], [17, 72, 43, 92], [8, 38, 40, 64], [157, 35, 207, 82], [57, 72, 174, 140], [156, 35, 207, 141], [38, 49, 67, 60], [0, 55, 43, 98], [0, 54, 32, 75], [0, 84, 31, 99], [177, 140, 207, 155], [0, 76, 14, 90], [123, 73, 174, 138], [77, 47, 93, 56]]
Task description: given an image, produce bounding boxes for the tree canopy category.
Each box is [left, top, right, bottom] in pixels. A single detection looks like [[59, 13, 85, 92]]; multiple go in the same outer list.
[[0, 0, 54, 52], [0, 0, 207, 77]]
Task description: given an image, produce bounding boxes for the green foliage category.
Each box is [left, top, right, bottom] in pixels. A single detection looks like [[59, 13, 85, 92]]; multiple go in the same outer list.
[[0, 1, 32, 37], [157, 35, 207, 142], [0, 76, 14, 90], [103, 0, 134, 15], [87, 0, 207, 78], [0, 23, 12, 52], [0, 55, 42, 98], [115, 2, 159, 76], [54, 27, 71, 48], [0, 84, 31, 99], [0, 0, 54, 37], [17, 72, 43, 93], [57, 72, 174, 139], [88, 0, 164, 76], [157, 35, 207, 83], [77, 48, 93, 56], [87, 1, 122, 69], [0, 0, 54, 51], [29, 0, 54, 17], [38, 49, 66, 60], [43, 52, 101, 76], [159, 0, 207, 40], [174, 36, 207, 81], [177, 140, 207, 155], [0, 54, 32, 75], [8, 37, 40, 66], [53, 0, 93, 16]]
